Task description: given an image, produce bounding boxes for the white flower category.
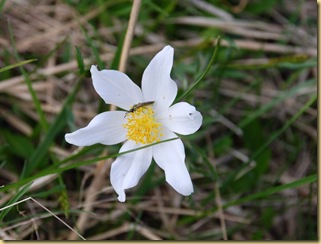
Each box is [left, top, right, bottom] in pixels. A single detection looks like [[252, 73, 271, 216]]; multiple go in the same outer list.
[[65, 46, 202, 202]]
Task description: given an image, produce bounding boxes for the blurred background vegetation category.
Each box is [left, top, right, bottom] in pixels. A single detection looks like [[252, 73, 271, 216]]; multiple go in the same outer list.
[[0, 0, 317, 240]]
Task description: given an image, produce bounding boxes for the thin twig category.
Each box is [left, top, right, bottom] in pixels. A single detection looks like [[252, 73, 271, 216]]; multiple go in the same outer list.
[[29, 198, 86, 240], [0, 197, 31, 212], [0, 197, 85, 240]]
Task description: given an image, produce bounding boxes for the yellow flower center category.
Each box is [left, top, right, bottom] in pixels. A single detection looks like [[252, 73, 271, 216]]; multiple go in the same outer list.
[[123, 105, 163, 145]]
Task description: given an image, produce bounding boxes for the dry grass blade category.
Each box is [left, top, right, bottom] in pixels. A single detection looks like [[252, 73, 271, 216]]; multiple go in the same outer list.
[[0, 197, 85, 240], [88, 222, 162, 240], [187, 0, 234, 20]]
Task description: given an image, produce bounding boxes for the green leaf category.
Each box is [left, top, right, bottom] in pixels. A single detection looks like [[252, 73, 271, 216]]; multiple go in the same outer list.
[[244, 0, 278, 14], [222, 92, 317, 192], [8, 21, 48, 132], [31, 185, 65, 198], [0, 0, 6, 14], [238, 79, 316, 128], [0, 59, 37, 73], [75, 46, 85, 75], [223, 174, 317, 208], [2, 131, 35, 159], [79, 22, 105, 69], [175, 36, 221, 102], [242, 119, 271, 175], [247, 93, 317, 165], [110, 32, 126, 70]]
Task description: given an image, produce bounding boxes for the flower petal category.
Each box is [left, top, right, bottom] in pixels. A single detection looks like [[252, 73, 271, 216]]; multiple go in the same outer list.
[[158, 102, 203, 135], [110, 141, 153, 202], [141, 46, 178, 112], [153, 130, 193, 196], [65, 111, 127, 146], [91, 65, 143, 110]]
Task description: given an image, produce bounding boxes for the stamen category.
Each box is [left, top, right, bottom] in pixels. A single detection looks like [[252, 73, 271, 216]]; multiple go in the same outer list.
[[123, 106, 163, 144]]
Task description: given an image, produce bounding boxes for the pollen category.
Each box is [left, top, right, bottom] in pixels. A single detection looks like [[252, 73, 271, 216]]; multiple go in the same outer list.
[[123, 106, 163, 144]]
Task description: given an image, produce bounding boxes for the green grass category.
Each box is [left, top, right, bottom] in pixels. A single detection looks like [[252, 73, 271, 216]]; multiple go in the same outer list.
[[0, 0, 317, 240]]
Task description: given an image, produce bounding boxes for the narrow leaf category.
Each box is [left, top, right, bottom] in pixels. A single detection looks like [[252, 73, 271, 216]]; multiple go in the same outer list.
[[75, 46, 85, 75], [223, 174, 317, 209], [8, 22, 48, 131], [0, 59, 37, 73], [175, 36, 221, 102]]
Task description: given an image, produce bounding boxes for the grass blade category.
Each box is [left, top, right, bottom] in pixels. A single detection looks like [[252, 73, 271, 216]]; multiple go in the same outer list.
[[247, 93, 317, 163], [238, 79, 316, 128], [8, 21, 48, 131], [0, 59, 37, 73], [75, 46, 85, 75], [223, 174, 317, 209], [175, 36, 221, 102], [0, 181, 33, 221], [0, 0, 6, 14]]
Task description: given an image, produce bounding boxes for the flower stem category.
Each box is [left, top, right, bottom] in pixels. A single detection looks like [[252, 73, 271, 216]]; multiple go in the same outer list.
[[175, 36, 221, 103]]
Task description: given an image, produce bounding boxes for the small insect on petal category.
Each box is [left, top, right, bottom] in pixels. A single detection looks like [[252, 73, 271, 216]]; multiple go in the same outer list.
[[125, 101, 155, 117]]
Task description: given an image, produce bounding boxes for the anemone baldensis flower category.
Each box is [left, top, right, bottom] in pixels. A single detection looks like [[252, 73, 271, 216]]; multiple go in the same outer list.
[[65, 46, 202, 202]]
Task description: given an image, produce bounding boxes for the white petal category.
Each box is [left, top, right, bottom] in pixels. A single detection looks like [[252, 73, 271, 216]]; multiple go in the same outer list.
[[158, 102, 203, 135], [153, 130, 193, 196], [65, 111, 127, 146], [141, 46, 178, 112], [91, 65, 143, 110], [110, 141, 153, 202]]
